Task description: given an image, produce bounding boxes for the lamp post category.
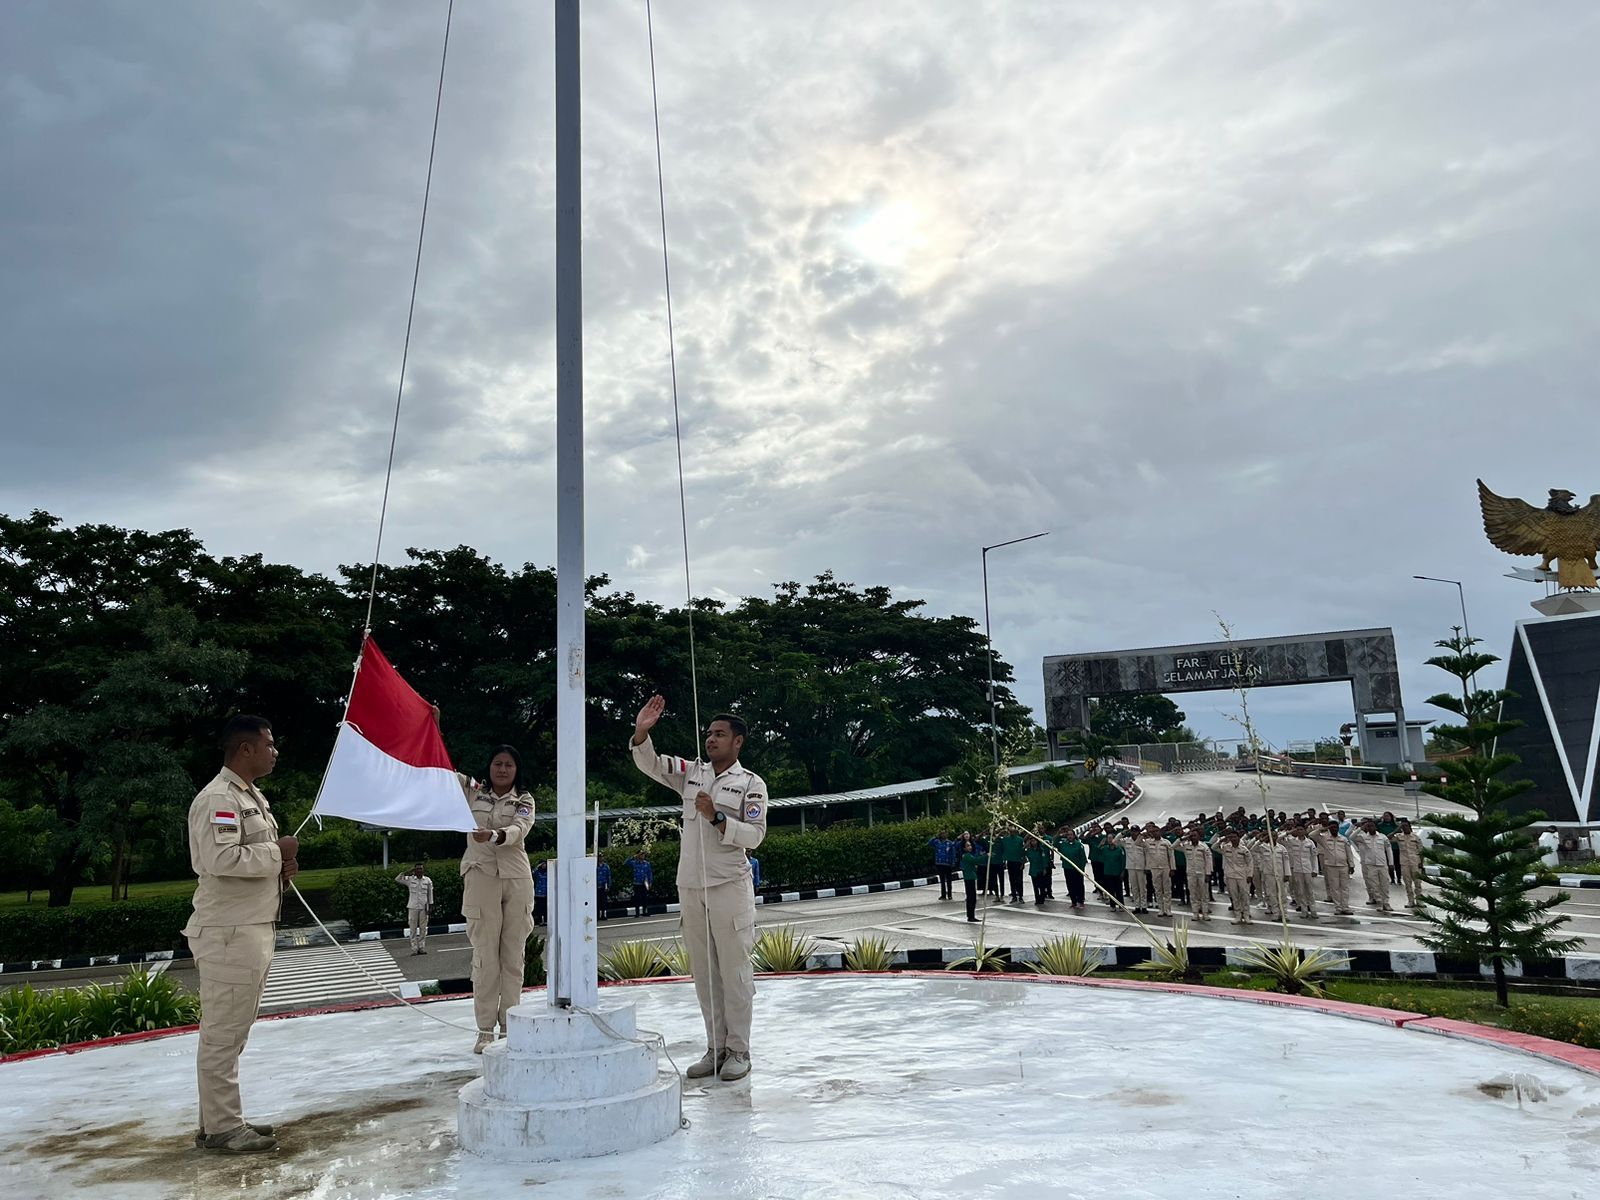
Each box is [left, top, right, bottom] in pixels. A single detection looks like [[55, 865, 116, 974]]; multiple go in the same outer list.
[[1412, 576, 1472, 650], [982, 531, 1049, 766]]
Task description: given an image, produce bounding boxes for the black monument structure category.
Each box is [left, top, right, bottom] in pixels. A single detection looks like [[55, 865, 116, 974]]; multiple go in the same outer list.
[[1495, 609, 1600, 826]]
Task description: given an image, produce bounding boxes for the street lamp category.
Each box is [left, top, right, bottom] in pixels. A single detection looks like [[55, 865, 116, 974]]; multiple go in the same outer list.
[[1412, 576, 1473, 650], [983, 531, 1050, 766]]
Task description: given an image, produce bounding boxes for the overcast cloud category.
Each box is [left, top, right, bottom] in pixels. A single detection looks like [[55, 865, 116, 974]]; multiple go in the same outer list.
[[3, 0, 1598, 748]]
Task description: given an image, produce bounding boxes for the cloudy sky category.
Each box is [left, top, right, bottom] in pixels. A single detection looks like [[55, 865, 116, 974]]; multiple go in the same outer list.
[[4, 0, 1597, 750]]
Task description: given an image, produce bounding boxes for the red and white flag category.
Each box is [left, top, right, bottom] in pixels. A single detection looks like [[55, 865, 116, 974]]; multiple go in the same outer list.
[[314, 638, 477, 832]]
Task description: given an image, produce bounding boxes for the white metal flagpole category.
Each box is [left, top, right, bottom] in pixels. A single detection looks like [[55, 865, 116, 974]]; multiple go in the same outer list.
[[551, 0, 597, 1010]]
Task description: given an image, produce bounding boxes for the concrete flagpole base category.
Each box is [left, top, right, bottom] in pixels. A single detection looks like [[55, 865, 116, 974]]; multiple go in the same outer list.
[[458, 1001, 681, 1161]]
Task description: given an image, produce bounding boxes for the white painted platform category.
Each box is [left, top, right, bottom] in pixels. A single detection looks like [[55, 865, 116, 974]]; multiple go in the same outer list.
[[2, 976, 1598, 1198]]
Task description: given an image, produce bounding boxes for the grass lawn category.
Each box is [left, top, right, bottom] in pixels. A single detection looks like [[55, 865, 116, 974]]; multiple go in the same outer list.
[[0, 865, 366, 910]]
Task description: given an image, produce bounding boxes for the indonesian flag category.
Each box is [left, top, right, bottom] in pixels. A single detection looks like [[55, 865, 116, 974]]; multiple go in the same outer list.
[[314, 638, 477, 832]]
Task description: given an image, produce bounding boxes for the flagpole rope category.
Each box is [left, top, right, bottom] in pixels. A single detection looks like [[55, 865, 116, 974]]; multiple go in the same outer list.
[[361, 0, 455, 638], [646, 0, 722, 1059]]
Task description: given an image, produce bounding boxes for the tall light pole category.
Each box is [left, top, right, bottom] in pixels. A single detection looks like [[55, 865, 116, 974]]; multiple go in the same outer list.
[[983, 531, 1049, 765], [1413, 575, 1472, 650]]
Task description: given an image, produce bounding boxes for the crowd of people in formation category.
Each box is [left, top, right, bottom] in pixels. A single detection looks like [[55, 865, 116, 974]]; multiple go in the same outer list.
[[928, 806, 1425, 925]]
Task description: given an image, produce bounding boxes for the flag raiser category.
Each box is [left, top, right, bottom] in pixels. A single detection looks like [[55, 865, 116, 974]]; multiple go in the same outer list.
[[314, 638, 478, 832]]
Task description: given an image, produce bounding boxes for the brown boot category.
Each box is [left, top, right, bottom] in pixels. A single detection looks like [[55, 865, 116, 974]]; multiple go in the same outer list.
[[199, 1125, 278, 1154]]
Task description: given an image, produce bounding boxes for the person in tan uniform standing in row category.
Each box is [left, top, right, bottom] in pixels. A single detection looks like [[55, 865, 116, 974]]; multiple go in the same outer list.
[[1219, 832, 1254, 925], [1120, 828, 1149, 914], [1143, 829, 1176, 916], [1351, 819, 1394, 913], [184, 716, 299, 1154], [1284, 826, 1319, 919], [632, 696, 767, 1083], [1311, 824, 1357, 915], [460, 745, 537, 1053], [1181, 829, 1212, 920], [1392, 819, 1425, 909]]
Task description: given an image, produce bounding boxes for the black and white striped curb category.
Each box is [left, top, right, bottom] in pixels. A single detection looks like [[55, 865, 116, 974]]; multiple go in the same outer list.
[[0, 947, 190, 976], [352, 875, 947, 941], [798, 944, 1600, 983]]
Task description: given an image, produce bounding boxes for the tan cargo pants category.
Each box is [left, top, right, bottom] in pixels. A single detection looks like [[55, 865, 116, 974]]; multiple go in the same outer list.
[[1401, 860, 1422, 906], [1186, 871, 1210, 918], [1325, 867, 1352, 912], [1362, 864, 1391, 911], [188, 923, 275, 1136], [1127, 868, 1149, 910], [408, 908, 428, 951], [1149, 869, 1172, 915], [680, 879, 757, 1054], [1225, 876, 1252, 922], [1290, 871, 1317, 916], [463, 869, 535, 1033]]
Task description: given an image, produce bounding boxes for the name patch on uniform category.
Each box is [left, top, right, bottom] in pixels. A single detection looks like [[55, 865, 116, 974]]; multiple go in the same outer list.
[[211, 811, 239, 827], [745, 802, 763, 821]]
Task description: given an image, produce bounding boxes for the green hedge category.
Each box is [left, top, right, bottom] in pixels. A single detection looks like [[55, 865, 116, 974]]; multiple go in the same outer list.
[[327, 861, 466, 933], [0, 897, 195, 962]]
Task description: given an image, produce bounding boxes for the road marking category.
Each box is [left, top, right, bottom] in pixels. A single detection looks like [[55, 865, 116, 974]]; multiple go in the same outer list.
[[260, 943, 406, 1010]]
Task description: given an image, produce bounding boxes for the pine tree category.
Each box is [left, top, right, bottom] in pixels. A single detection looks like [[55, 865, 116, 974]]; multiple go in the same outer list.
[[1417, 630, 1579, 1006]]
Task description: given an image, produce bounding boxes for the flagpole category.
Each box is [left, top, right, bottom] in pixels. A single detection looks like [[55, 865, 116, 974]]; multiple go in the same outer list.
[[551, 0, 597, 1010]]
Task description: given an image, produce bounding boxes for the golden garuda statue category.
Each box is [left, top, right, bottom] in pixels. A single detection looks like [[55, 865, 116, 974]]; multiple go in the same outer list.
[[1478, 479, 1600, 590]]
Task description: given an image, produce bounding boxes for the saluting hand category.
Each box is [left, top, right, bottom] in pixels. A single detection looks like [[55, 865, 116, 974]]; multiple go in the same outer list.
[[634, 695, 666, 742]]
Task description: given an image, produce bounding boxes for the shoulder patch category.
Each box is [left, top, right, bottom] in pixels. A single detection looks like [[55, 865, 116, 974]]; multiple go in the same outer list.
[[514, 802, 533, 817], [744, 802, 763, 821], [211, 811, 239, 827]]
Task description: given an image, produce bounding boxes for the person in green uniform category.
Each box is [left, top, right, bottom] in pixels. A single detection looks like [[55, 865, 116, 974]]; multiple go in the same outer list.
[[958, 836, 982, 922], [1055, 826, 1089, 909], [998, 828, 1027, 903], [1025, 836, 1052, 906], [1102, 831, 1126, 906]]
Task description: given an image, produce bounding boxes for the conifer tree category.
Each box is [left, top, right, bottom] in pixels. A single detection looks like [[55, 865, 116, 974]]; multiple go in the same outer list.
[[1417, 630, 1578, 1006]]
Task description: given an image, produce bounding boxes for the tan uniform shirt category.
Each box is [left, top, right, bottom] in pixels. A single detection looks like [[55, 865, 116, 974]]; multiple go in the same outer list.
[[1219, 842, 1253, 881], [1312, 831, 1355, 873], [1392, 832, 1424, 868], [1145, 839, 1176, 871], [1350, 829, 1391, 869], [458, 780, 536, 879], [1181, 840, 1210, 873], [182, 767, 283, 934], [397, 873, 435, 909], [1285, 835, 1318, 874], [631, 736, 768, 887], [1119, 835, 1147, 872]]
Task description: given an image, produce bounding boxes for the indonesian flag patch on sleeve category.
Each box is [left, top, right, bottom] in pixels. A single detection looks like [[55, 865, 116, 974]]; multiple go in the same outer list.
[[212, 811, 239, 827]]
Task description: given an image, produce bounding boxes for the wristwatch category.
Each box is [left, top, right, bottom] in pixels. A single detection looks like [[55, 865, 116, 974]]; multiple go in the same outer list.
[[711, 811, 726, 827]]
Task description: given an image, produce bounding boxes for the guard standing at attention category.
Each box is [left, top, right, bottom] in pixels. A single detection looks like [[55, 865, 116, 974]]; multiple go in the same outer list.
[[185, 715, 299, 1154], [396, 861, 434, 954], [460, 744, 537, 1053], [632, 695, 767, 1083]]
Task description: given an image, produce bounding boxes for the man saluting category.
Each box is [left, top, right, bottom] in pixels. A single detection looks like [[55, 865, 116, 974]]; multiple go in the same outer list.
[[631, 696, 767, 1082]]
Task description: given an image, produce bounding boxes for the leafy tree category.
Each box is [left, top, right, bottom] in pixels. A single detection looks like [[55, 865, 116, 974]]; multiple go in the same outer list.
[[1417, 630, 1579, 1006], [0, 598, 245, 904], [1088, 694, 1189, 744]]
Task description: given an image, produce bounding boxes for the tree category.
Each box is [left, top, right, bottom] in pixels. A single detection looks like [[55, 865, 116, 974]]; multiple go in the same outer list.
[[1416, 630, 1580, 1006], [1088, 694, 1189, 744], [0, 597, 245, 904]]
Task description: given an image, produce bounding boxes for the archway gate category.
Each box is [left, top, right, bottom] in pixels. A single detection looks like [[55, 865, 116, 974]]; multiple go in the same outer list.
[[1043, 627, 1409, 765]]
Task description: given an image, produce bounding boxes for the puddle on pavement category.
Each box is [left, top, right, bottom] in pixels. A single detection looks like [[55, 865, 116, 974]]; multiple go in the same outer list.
[[32, 1069, 477, 1197]]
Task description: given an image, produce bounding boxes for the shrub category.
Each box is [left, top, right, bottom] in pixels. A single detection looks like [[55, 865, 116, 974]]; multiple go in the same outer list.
[[843, 935, 897, 971], [327, 861, 463, 932], [1135, 923, 1199, 982], [750, 926, 817, 972], [1234, 939, 1350, 997], [658, 940, 689, 975], [0, 897, 195, 961], [947, 940, 1008, 972], [0, 968, 199, 1055], [1031, 934, 1102, 977], [524, 933, 547, 986], [599, 940, 669, 981]]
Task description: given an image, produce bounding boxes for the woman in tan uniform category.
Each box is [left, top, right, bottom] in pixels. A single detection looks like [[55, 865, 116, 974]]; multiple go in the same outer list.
[[460, 744, 537, 1053]]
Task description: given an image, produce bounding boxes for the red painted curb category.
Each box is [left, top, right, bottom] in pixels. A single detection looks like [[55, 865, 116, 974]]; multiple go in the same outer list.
[[1408, 1017, 1600, 1075]]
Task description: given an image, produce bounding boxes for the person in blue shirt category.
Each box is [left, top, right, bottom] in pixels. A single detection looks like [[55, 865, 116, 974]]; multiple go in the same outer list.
[[748, 850, 761, 893], [928, 829, 958, 900], [629, 848, 653, 917], [533, 859, 548, 927], [596, 858, 611, 921]]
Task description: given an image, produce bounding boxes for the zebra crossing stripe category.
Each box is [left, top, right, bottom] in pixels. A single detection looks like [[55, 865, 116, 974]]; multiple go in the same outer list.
[[260, 943, 406, 1010]]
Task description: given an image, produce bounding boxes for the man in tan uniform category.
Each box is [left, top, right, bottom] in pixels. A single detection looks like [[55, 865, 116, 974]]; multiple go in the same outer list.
[[632, 696, 767, 1083], [1311, 825, 1357, 915], [1351, 819, 1393, 912], [1392, 820, 1425, 908], [1284, 825, 1319, 920], [1219, 832, 1253, 924], [459, 746, 537, 1053], [1144, 829, 1175, 916], [397, 862, 435, 954], [1181, 828, 1212, 920], [184, 715, 298, 1154], [1120, 829, 1149, 914]]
